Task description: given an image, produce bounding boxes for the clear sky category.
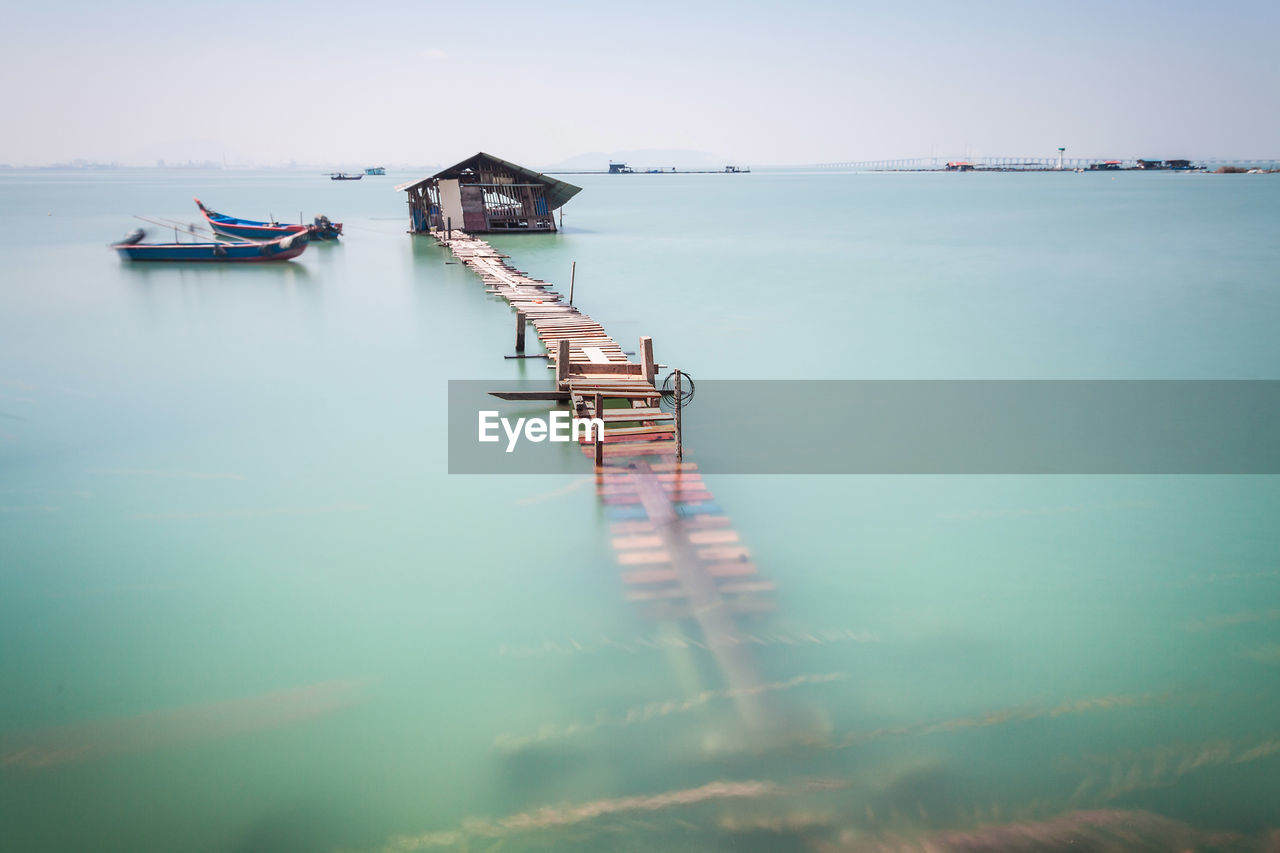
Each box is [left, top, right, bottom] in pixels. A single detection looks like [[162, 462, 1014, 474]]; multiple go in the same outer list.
[[2, 0, 1277, 166]]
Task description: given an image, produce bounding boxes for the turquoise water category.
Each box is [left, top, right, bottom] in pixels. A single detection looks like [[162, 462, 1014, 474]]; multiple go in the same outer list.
[[1, 169, 1279, 851]]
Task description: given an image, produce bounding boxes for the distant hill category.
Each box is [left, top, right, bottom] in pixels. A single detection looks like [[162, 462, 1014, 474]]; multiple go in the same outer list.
[[541, 149, 737, 171]]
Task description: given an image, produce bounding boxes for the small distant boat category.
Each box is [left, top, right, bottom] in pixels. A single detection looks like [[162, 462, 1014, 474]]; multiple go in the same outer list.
[[364, 166, 386, 176], [195, 198, 342, 241], [111, 228, 309, 262], [330, 173, 363, 181]]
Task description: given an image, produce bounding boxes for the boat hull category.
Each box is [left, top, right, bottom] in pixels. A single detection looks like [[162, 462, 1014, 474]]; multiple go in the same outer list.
[[113, 235, 308, 262], [195, 197, 309, 241], [207, 221, 308, 240]]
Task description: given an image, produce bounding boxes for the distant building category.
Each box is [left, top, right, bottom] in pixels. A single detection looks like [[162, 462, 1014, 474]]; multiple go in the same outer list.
[[1089, 160, 1122, 171], [608, 162, 634, 174], [1165, 159, 1193, 170], [945, 161, 975, 172], [396, 153, 582, 234], [1136, 159, 1164, 170]]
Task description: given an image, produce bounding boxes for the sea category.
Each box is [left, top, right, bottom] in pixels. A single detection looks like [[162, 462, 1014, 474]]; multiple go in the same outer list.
[[1, 168, 1278, 851]]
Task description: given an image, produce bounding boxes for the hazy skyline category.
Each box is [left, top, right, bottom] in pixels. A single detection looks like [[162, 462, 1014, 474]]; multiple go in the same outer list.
[[3, 0, 1278, 167]]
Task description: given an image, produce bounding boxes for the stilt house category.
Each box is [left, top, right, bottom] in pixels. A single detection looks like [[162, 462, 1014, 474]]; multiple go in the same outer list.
[[396, 153, 581, 234]]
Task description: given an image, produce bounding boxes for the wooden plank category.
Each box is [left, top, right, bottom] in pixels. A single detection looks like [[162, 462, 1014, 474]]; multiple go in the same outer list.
[[612, 534, 664, 550], [625, 577, 774, 600], [644, 462, 699, 472], [598, 477, 706, 492], [617, 549, 671, 566], [489, 390, 571, 402], [601, 490, 715, 505], [697, 545, 751, 561], [601, 406, 669, 418], [589, 431, 676, 445], [567, 383, 659, 393], [718, 580, 776, 594], [600, 424, 676, 437], [688, 529, 740, 545], [567, 363, 643, 375], [680, 514, 732, 527], [608, 520, 657, 535], [621, 568, 678, 585], [704, 561, 759, 578], [594, 442, 678, 457], [626, 588, 686, 602]]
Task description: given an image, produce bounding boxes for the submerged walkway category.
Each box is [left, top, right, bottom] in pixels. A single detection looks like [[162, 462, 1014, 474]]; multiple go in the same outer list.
[[435, 230, 780, 731]]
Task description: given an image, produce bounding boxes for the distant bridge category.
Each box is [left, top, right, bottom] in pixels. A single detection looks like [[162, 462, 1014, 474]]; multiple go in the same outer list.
[[809, 156, 1280, 171]]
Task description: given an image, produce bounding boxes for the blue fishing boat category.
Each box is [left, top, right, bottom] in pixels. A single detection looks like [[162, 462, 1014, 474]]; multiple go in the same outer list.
[[111, 228, 309, 262], [196, 198, 342, 241], [195, 198, 310, 242]]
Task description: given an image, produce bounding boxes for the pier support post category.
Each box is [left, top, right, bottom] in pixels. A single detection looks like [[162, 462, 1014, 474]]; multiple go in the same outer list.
[[674, 369, 683, 461], [640, 336, 655, 385], [515, 311, 526, 353], [593, 392, 605, 470], [447, 216, 452, 241], [569, 261, 577, 306], [556, 339, 570, 387]]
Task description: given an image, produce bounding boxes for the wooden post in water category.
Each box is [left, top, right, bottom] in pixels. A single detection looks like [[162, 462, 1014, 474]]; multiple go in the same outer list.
[[674, 369, 683, 461], [515, 311, 526, 352], [593, 392, 605, 470], [556, 339, 570, 387], [447, 216, 452, 242], [569, 261, 576, 306], [640, 337, 655, 385]]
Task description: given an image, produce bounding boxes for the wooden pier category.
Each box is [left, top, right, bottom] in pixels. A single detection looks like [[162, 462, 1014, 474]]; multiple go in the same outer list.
[[434, 229, 780, 733]]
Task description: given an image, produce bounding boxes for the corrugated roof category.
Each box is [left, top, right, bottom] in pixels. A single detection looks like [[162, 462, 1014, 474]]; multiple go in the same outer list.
[[393, 176, 432, 192], [394, 152, 582, 210]]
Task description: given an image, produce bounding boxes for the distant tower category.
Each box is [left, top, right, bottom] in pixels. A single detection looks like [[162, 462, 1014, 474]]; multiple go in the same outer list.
[[1057, 147, 1066, 170]]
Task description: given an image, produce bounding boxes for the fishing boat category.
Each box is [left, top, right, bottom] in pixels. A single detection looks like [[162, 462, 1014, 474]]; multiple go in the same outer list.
[[111, 228, 309, 262], [195, 198, 308, 241], [195, 198, 342, 241], [330, 173, 362, 181], [364, 166, 385, 176]]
